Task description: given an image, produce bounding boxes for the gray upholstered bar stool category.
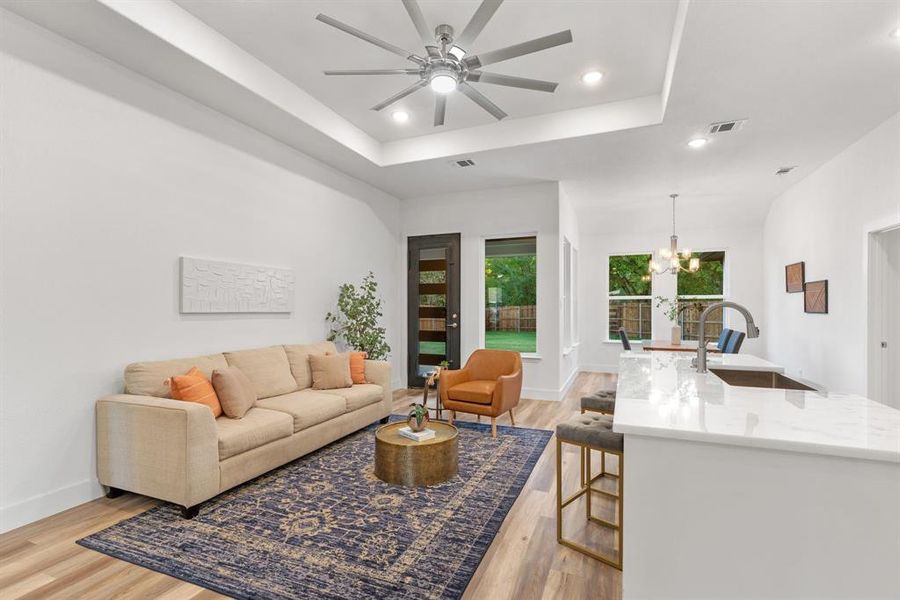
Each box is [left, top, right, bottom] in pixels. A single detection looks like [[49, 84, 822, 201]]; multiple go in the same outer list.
[[556, 412, 623, 570], [580, 389, 616, 481], [581, 389, 616, 415]]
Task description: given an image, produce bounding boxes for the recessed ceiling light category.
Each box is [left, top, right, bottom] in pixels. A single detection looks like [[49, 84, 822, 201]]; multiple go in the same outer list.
[[391, 110, 410, 123], [687, 137, 708, 149], [580, 70, 604, 85]]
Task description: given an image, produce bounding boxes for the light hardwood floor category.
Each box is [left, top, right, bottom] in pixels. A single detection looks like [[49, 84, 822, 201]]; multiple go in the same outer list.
[[0, 372, 619, 600]]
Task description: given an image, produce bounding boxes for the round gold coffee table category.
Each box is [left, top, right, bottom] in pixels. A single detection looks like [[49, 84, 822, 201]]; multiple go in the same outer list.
[[374, 421, 459, 486]]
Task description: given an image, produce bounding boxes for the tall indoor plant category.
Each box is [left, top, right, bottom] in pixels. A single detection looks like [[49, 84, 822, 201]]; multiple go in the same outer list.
[[325, 271, 391, 360]]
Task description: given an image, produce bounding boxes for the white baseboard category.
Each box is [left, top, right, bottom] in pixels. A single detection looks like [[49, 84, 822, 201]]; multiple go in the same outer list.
[[0, 478, 103, 534], [521, 386, 563, 401], [579, 363, 620, 374], [559, 367, 579, 397]]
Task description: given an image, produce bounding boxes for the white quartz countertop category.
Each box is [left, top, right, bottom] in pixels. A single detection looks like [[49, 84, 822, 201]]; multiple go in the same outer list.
[[612, 352, 900, 463]]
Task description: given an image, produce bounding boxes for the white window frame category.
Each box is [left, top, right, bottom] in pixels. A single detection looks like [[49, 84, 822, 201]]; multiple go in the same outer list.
[[481, 233, 540, 358], [607, 252, 653, 342], [675, 250, 727, 342], [563, 238, 573, 350]]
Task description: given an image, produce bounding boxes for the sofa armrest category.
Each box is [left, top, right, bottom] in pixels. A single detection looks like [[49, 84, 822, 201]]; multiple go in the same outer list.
[[364, 359, 393, 414], [96, 394, 220, 507]]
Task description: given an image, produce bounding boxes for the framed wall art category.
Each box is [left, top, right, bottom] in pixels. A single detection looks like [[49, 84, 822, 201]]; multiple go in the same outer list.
[[803, 279, 828, 314], [785, 261, 805, 293]]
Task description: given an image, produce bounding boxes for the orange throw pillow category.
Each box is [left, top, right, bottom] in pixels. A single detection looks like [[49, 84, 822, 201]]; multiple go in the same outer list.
[[167, 367, 222, 417], [349, 351, 367, 384]]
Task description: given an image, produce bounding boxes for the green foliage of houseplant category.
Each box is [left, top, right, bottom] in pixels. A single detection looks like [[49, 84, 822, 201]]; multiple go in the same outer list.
[[655, 296, 680, 323], [325, 271, 391, 361]]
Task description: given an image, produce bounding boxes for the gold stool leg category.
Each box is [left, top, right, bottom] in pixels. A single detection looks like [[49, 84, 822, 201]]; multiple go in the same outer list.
[[556, 437, 563, 543], [556, 437, 624, 571]]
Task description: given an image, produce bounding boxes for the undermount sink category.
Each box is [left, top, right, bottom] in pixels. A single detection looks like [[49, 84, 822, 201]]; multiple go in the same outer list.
[[709, 368, 816, 391]]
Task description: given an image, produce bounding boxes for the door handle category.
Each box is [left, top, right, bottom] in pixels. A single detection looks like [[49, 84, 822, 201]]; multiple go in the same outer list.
[[447, 322, 459, 328]]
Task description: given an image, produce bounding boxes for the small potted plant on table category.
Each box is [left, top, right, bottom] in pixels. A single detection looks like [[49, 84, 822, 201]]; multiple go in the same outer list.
[[655, 296, 682, 345], [407, 401, 430, 432]]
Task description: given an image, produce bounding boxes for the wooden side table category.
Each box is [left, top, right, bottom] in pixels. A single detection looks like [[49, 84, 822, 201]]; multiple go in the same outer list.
[[374, 421, 459, 486], [422, 370, 443, 419]]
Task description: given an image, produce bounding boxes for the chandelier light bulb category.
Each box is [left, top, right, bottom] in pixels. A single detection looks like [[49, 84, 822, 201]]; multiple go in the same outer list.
[[659, 248, 672, 259], [689, 257, 701, 272]]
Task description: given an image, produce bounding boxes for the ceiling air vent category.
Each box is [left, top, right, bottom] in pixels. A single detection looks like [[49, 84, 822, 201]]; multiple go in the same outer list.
[[451, 159, 476, 168], [708, 119, 747, 134], [775, 166, 798, 176]]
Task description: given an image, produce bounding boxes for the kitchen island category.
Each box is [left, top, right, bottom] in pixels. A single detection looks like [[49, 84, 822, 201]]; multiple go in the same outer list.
[[613, 351, 900, 599]]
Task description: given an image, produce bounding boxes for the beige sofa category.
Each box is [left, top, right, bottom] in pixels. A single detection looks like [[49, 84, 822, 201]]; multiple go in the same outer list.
[[96, 341, 392, 517]]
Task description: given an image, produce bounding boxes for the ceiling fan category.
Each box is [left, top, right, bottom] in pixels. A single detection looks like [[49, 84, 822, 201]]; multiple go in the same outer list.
[[315, 0, 573, 126]]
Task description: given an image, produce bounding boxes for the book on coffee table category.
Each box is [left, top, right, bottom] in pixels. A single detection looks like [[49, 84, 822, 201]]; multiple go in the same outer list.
[[398, 426, 435, 442]]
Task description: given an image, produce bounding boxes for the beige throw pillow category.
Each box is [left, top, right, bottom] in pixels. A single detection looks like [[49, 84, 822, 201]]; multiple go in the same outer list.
[[309, 353, 353, 390], [212, 366, 256, 419]]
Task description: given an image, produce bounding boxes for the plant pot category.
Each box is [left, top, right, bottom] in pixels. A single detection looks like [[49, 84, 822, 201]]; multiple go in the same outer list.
[[670, 325, 682, 345], [408, 413, 430, 432]]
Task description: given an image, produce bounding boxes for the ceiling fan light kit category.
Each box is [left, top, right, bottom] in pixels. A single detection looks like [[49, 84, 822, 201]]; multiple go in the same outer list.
[[316, 0, 573, 126]]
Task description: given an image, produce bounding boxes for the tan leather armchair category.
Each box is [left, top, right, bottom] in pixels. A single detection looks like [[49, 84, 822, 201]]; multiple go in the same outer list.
[[439, 349, 523, 437]]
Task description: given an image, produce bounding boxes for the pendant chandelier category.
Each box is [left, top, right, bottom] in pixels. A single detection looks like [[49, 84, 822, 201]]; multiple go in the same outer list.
[[649, 194, 700, 275]]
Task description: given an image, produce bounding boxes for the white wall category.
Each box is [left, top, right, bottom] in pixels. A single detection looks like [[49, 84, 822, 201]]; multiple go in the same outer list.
[[577, 225, 765, 372], [558, 186, 580, 390], [401, 182, 568, 400], [0, 16, 402, 532], [762, 112, 900, 395]]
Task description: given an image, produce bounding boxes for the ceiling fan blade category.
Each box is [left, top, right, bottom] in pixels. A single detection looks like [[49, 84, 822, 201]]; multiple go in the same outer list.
[[316, 14, 422, 63], [425, 46, 441, 59], [324, 69, 422, 76], [371, 79, 428, 111], [459, 82, 507, 120], [455, 0, 503, 50], [463, 30, 573, 69], [434, 94, 447, 126], [401, 0, 432, 45], [467, 71, 557, 92]]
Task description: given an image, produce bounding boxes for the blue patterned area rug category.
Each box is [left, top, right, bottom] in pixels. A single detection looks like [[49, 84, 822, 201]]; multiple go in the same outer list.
[[78, 419, 551, 599]]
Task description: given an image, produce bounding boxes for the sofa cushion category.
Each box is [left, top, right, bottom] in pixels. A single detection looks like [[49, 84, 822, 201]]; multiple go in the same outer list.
[[447, 380, 496, 405], [310, 353, 353, 390], [224, 346, 298, 399], [212, 366, 256, 419], [215, 407, 292, 460], [283, 341, 338, 389], [255, 390, 347, 432], [349, 352, 367, 384], [319, 384, 384, 412], [168, 366, 223, 417], [124, 353, 228, 398]]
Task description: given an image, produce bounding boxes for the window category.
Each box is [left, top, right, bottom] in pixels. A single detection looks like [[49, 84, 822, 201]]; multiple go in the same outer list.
[[677, 251, 725, 343], [572, 247, 579, 344], [485, 236, 537, 353], [563, 239, 574, 349], [609, 254, 652, 341]]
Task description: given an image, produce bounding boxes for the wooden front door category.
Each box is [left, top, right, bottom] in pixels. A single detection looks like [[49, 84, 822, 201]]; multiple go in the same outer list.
[[407, 233, 461, 387]]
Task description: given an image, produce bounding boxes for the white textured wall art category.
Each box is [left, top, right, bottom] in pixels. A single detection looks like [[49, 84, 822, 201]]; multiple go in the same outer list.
[[180, 257, 294, 313]]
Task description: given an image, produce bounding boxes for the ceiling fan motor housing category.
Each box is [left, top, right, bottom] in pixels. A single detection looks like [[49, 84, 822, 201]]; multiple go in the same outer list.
[[434, 24, 454, 45]]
